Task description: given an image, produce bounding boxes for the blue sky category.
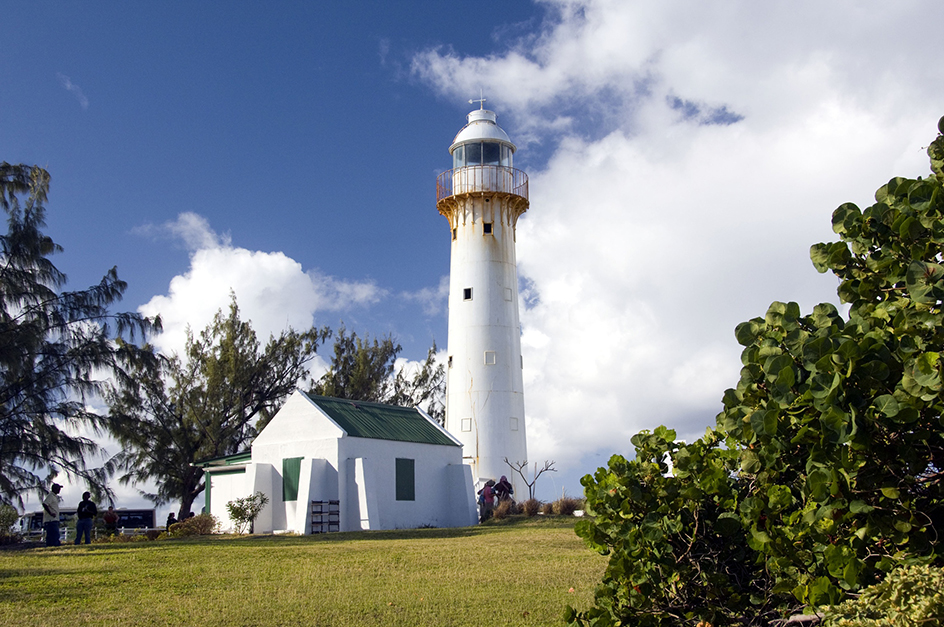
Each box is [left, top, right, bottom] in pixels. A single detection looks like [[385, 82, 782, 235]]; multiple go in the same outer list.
[[3, 2, 541, 349], [4, 1, 944, 512]]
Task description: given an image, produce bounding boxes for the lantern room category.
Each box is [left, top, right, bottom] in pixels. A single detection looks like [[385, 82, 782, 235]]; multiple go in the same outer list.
[[449, 109, 516, 169]]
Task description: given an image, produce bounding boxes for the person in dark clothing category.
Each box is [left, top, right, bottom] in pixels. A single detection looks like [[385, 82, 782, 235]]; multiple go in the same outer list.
[[74, 492, 97, 545], [477, 479, 496, 522], [166, 512, 177, 528], [494, 476, 514, 503]]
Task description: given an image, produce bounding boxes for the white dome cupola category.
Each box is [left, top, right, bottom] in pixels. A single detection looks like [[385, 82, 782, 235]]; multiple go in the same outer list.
[[449, 109, 517, 169]]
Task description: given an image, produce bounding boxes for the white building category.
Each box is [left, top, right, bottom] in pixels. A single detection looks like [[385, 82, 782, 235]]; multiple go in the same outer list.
[[198, 390, 477, 533], [436, 104, 530, 490]]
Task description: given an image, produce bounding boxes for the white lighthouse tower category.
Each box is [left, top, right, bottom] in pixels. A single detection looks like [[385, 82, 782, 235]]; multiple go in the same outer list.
[[437, 102, 529, 489]]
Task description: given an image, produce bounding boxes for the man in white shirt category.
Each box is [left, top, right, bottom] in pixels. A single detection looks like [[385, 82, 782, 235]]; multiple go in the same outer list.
[[42, 483, 62, 547]]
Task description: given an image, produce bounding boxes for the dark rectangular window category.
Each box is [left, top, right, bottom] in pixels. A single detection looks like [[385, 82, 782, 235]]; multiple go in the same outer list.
[[282, 457, 303, 502], [395, 458, 415, 501], [483, 222, 493, 234], [465, 142, 482, 165], [483, 142, 500, 165], [463, 287, 473, 300], [452, 227, 457, 240]]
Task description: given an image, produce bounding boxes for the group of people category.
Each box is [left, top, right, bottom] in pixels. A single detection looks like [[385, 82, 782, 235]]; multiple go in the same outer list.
[[477, 475, 514, 522], [41, 483, 120, 547]]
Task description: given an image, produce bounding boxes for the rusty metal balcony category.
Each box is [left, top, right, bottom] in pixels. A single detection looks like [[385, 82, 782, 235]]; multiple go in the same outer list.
[[436, 166, 529, 203]]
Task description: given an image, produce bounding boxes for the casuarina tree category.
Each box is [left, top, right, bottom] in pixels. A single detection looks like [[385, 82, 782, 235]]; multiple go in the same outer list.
[[0, 163, 157, 506], [106, 297, 328, 518]]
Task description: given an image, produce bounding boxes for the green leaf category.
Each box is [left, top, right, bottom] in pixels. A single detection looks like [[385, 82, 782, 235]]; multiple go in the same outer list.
[[740, 450, 761, 474], [849, 500, 873, 514], [713, 512, 741, 537], [832, 202, 861, 235], [906, 262, 944, 304], [873, 394, 899, 417], [911, 352, 941, 389], [880, 487, 900, 499], [807, 468, 832, 502]]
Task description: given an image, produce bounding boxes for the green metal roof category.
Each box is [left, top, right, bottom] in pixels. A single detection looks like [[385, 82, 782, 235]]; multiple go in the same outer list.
[[302, 392, 459, 447]]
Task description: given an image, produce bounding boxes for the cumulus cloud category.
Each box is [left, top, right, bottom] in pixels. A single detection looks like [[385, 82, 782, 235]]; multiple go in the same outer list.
[[412, 0, 944, 469], [56, 72, 89, 110], [138, 213, 382, 359]]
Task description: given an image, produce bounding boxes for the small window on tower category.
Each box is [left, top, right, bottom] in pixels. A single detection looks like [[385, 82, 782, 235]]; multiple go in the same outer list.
[[463, 288, 472, 300], [452, 228, 457, 241], [484, 222, 493, 235], [461, 418, 472, 432], [448, 355, 453, 368], [510, 417, 519, 431], [484, 351, 496, 365]]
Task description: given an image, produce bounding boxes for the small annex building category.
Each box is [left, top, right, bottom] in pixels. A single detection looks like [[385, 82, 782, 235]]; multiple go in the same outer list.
[[198, 390, 478, 534]]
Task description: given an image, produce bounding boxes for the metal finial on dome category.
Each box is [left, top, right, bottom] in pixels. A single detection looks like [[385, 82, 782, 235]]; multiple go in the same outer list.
[[469, 89, 486, 110]]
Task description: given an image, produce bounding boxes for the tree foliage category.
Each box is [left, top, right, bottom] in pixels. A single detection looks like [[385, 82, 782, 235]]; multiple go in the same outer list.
[[568, 119, 944, 626], [311, 326, 399, 402], [310, 326, 446, 424], [107, 297, 328, 518], [0, 163, 156, 507]]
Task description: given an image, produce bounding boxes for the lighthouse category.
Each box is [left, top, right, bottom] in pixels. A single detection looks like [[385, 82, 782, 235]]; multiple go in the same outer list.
[[437, 102, 529, 490]]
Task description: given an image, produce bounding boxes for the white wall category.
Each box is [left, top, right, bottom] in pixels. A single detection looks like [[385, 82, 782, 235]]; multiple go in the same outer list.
[[206, 468, 250, 532], [339, 437, 470, 530], [251, 391, 342, 533]]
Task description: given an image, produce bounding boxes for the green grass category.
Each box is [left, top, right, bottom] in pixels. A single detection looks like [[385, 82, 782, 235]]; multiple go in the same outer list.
[[0, 517, 605, 627]]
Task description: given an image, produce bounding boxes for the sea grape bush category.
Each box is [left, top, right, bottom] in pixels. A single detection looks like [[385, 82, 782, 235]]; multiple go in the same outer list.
[[567, 120, 944, 626]]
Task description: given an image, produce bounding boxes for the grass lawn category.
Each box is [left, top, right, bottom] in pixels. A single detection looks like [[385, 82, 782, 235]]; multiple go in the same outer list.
[[0, 516, 605, 627]]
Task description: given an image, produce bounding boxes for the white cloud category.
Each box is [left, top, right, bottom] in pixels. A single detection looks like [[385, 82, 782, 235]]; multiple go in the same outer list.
[[413, 0, 944, 468], [401, 275, 450, 316], [56, 72, 89, 110], [138, 213, 382, 359]]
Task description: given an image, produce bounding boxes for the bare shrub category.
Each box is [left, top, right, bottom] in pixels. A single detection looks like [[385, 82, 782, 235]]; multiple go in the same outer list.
[[554, 497, 583, 516], [541, 501, 555, 515], [492, 499, 518, 520], [522, 499, 542, 517], [168, 513, 219, 537]]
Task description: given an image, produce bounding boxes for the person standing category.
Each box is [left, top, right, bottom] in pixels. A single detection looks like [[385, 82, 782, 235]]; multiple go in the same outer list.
[[494, 476, 514, 503], [74, 492, 97, 545], [102, 506, 119, 535], [42, 483, 62, 547], [477, 479, 496, 522]]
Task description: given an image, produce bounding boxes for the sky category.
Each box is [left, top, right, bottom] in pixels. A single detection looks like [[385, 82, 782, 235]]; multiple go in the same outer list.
[[4, 0, 944, 516]]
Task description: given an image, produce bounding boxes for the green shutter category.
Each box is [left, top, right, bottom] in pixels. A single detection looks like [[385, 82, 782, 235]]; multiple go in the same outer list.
[[282, 457, 303, 502], [395, 458, 415, 501]]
